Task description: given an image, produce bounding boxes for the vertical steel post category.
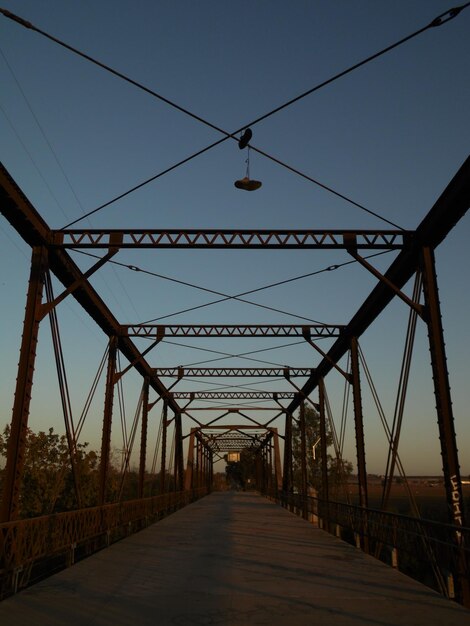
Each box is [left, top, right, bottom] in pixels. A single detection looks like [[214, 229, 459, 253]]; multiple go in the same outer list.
[[195, 437, 201, 488], [184, 429, 196, 491], [206, 447, 211, 492], [209, 449, 213, 491], [99, 336, 117, 505], [283, 411, 293, 510], [268, 439, 273, 493], [160, 400, 168, 495], [174, 412, 184, 492], [273, 429, 283, 494], [262, 446, 267, 493], [350, 336, 369, 552], [299, 402, 308, 519], [201, 440, 205, 488], [350, 337, 369, 508], [138, 377, 149, 499], [0, 246, 47, 522], [319, 378, 330, 531], [421, 246, 469, 604]]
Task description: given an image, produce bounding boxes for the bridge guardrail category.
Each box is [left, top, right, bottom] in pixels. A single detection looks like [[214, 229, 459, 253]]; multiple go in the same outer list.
[[0, 487, 208, 599], [270, 491, 469, 603]]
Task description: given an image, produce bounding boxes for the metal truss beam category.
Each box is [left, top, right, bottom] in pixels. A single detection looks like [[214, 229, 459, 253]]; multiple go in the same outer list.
[[171, 391, 296, 400], [199, 429, 272, 452], [183, 407, 285, 411], [51, 229, 409, 249], [154, 367, 314, 377], [0, 164, 181, 416], [197, 426, 274, 430], [286, 155, 470, 416], [122, 324, 344, 338]]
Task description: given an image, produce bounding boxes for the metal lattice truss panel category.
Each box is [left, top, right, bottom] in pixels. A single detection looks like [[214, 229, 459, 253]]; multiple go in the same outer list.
[[170, 391, 296, 400], [153, 367, 315, 378], [51, 229, 410, 249], [199, 428, 270, 453], [121, 324, 344, 338]]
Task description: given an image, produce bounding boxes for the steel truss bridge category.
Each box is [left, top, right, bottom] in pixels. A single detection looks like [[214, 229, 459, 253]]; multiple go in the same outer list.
[[1, 158, 470, 607]]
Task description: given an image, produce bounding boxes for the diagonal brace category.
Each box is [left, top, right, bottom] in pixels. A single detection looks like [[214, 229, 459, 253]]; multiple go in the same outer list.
[[302, 328, 352, 381], [344, 235, 424, 317], [38, 240, 121, 321]]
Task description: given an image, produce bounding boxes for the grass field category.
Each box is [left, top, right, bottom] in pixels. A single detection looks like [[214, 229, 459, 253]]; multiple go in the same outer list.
[[339, 480, 470, 522]]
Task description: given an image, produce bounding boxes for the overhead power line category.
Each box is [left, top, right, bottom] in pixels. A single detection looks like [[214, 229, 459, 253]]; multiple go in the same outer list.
[[74, 248, 392, 325], [7, 6, 468, 227]]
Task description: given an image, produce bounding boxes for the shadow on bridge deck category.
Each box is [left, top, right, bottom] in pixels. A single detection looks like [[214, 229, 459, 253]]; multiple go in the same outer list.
[[0, 491, 469, 625]]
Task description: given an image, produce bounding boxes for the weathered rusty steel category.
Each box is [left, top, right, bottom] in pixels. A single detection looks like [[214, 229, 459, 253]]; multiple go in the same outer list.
[[138, 378, 150, 499], [160, 401, 168, 495], [51, 229, 409, 249], [0, 246, 48, 523], [285, 155, 470, 416], [154, 367, 314, 377], [299, 402, 308, 519], [420, 245, 469, 604], [282, 412, 293, 495], [99, 337, 117, 506], [174, 412, 184, 492], [171, 391, 296, 400], [314, 495, 469, 600], [184, 429, 196, 491], [0, 489, 208, 597], [319, 378, 329, 530], [122, 324, 344, 338], [0, 164, 181, 417], [350, 337, 368, 511]]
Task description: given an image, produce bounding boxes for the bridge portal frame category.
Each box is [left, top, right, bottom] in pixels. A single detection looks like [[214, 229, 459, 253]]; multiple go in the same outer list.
[[1, 158, 470, 602]]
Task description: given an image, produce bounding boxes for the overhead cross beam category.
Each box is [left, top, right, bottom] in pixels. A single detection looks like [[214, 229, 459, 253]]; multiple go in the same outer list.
[[153, 367, 315, 377], [51, 229, 409, 249], [170, 391, 296, 400], [122, 324, 344, 338]]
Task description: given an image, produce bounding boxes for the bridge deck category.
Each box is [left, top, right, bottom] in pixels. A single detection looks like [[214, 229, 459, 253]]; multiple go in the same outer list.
[[0, 492, 469, 625]]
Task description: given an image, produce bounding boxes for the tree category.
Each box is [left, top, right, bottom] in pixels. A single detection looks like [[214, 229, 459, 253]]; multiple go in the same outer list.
[[291, 404, 352, 497], [0, 425, 100, 518]]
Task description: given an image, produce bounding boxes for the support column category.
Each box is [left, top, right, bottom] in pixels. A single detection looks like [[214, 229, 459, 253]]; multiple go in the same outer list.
[[209, 449, 213, 491], [273, 429, 282, 494], [99, 336, 117, 505], [350, 337, 368, 508], [421, 246, 466, 528], [421, 246, 469, 605], [268, 439, 273, 492], [184, 429, 196, 491], [299, 402, 308, 519], [1, 247, 48, 522], [138, 377, 149, 499], [206, 447, 211, 491], [283, 411, 293, 509], [174, 412, 184, 492], [201, 444, 207, 487], [195, 437, 201, 488], [160, 400, 168, 495], [319, 378, 330, 531], [350, 336, 369, 552], [262, 446, 267, 493]]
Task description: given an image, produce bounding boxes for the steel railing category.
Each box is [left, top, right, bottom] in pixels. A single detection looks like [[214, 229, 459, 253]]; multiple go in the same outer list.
[[0, 487, 208, 598]]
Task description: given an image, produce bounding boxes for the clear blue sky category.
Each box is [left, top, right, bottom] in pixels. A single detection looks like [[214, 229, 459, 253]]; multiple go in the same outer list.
[[1, 1, 469, 476]]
